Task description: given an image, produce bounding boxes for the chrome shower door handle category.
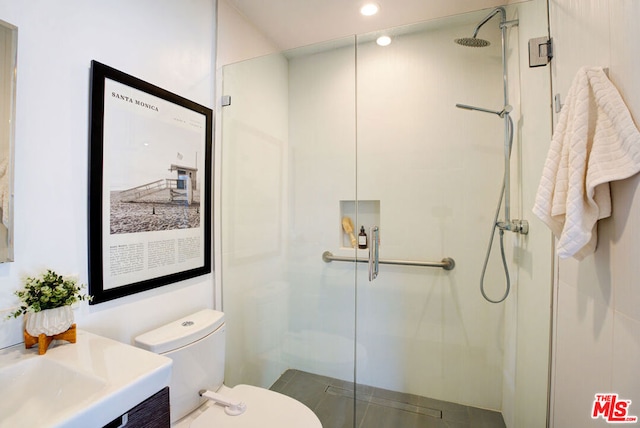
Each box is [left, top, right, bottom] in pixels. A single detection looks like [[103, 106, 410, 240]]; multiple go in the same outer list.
[[368, 226, 379, 281]]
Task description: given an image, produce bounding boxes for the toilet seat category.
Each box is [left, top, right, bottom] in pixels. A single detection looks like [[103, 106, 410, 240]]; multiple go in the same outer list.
[[190, 385, 322, 428]]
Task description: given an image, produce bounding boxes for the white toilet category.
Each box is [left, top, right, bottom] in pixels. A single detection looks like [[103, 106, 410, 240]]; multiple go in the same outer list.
[[134, 309, 322, 428]]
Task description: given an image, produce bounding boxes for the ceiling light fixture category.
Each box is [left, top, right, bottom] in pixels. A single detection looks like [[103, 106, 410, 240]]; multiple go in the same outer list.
[[376, 36, 391, 46], [360, 3, 380, 16]]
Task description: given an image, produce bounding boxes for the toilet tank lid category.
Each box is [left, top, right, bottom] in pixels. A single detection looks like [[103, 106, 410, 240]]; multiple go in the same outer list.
[[134, 309, 225, 354]]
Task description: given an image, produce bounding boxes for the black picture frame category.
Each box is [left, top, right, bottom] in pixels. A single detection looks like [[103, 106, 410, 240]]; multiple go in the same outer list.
[[88, 60, 212, 304]]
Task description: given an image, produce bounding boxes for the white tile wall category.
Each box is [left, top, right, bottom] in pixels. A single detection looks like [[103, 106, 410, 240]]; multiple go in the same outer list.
[[549, 0, 640, 425], [608, 0, 640, 118], [553, 279, 614, 427], [549, 0, 611, 103], [612, 312, 640, 404]]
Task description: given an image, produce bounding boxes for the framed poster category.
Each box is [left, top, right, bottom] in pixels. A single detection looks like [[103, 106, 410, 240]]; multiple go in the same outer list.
[[88, 60, 212, 304]]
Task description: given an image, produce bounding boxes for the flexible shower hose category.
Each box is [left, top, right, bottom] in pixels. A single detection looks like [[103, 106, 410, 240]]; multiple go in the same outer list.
[[480, 114, 513, 304]]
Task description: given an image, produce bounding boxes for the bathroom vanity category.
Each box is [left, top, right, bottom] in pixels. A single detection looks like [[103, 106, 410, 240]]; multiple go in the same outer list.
[[0, 330, 172, 427], [104, 387, 170, 428]]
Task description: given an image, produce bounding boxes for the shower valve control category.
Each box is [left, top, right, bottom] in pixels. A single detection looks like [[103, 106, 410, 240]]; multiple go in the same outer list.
[[498, 220, 529, 235], [511, 219, 529, 235]]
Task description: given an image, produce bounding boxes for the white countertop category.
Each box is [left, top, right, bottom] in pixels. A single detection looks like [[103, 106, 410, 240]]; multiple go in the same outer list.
[[0, 329, 172, 428]]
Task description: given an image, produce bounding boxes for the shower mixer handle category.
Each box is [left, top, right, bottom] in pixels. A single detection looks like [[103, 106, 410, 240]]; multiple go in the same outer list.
[[497, 219, 529, 235], [512, 219, 529, 234]]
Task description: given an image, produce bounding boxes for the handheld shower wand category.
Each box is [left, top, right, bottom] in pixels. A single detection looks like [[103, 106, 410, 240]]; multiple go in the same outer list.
[[455, 103, 512, 118]]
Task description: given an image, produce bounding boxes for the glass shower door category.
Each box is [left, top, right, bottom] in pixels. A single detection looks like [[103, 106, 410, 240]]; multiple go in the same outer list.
[[352, 9, 515, 426], [220, 38, 361, 426], [220, 4, 553, 427]]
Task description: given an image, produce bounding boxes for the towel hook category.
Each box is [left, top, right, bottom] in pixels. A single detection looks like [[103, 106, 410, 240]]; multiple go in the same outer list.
[[555, 67, 609, 114]]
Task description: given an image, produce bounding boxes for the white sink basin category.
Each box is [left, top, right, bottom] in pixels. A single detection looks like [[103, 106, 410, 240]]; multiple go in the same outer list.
[[0, 330, 172, 428]]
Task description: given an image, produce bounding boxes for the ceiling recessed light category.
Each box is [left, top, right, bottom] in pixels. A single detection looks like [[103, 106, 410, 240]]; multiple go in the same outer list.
[[376, 36, 391, 46], [360, 3, 380, 16]]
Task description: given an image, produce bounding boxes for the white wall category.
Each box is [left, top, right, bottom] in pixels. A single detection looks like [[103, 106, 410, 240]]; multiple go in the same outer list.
[[216, 0, 278, 66], [0, 0, 216, 350], [549, 1, 640, 426]]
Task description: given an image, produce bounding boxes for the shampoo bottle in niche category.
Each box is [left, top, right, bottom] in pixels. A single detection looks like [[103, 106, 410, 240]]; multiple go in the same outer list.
[[358, 226, 368, 249]]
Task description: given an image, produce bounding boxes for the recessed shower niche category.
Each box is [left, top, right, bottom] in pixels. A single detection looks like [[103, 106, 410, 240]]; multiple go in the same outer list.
[[339, 200, 380, 249]]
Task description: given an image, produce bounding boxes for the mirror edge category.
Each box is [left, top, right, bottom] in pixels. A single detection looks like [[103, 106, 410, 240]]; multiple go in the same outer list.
[[0, 18, 17, 263]]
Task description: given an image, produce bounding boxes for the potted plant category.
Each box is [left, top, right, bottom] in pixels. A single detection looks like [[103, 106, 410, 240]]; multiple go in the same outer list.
[[8, 269, 91, 337]]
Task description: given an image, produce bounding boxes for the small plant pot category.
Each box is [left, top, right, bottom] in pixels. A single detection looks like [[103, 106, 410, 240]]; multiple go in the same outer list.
[[25, 306, 74, 337]]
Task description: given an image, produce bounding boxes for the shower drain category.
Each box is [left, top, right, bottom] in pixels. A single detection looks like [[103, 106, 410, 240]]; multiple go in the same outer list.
[[324, 386, 443, 419]]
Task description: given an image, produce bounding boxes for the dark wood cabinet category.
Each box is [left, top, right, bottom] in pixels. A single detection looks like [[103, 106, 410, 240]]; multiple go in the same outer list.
[[103, 387, 170, 428]]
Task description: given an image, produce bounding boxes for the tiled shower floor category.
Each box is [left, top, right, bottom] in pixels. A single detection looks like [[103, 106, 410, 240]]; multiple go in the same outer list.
[[270, 369, 506, 428]]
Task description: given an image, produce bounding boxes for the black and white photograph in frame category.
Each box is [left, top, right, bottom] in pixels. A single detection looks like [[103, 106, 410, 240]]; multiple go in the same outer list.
[[88, 60, 212, 304]]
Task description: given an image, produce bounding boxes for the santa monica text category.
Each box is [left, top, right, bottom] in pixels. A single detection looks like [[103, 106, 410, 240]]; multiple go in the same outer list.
[[111, 92, 159, 111]]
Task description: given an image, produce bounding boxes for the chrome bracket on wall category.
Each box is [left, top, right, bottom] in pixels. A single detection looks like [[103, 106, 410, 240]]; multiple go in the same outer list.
[[528, 36, 553, 67], [554, 93, 564, 113]]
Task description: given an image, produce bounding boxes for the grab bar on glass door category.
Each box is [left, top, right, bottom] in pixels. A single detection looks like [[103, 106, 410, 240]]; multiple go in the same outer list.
[[322, 251, 455, 270], [322, 234, 455, 273], [368, 226, 379, 281]]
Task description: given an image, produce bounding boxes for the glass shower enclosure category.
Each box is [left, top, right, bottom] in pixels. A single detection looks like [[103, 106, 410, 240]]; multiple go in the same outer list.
[[220, 3, 552, 427]]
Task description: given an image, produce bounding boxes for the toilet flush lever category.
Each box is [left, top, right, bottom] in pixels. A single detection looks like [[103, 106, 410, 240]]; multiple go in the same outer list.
[[200, 389, 247, 416]]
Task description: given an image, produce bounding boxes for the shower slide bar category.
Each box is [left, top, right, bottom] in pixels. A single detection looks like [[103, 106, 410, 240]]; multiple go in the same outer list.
[[322, 251, 455, 271]]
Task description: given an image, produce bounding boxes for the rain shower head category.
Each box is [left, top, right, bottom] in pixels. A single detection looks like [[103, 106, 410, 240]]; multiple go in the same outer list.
[[454, 7, 506, 48], [454, 37, 490, 48]]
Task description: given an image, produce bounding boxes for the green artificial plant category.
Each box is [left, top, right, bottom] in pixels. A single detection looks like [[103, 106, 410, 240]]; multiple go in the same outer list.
[[8, 269, 91, 318]]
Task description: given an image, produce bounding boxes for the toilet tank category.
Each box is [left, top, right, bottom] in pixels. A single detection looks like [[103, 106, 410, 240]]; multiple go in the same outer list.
[[134, 309, 226, 423]]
